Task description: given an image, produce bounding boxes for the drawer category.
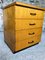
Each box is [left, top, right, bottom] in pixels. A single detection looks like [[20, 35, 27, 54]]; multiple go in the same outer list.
[[15, 35, 41, 51], [15, 6, 44, 19], [15, 20, 43, 30], [16, 28, 42, 42]]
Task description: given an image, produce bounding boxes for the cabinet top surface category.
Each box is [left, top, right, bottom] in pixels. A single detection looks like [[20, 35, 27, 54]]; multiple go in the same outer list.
[[3, 2, 45, 11]]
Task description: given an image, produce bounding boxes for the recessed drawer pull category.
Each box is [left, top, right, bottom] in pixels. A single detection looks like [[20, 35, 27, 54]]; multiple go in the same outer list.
[[28, 32, 35, 35], [30, 13, 36, 15], [29, 23, 35, 25], [28, 41, 34, 44]]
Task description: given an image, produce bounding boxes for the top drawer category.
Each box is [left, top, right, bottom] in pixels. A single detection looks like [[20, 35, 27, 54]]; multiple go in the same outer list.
[[15, 6, 44, 19]]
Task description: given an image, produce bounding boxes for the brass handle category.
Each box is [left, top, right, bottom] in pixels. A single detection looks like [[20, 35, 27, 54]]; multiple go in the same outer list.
[[28, 32, 35, 35], [30, 13, 36, 15], [29, 23, 35, 25], [28, 41, 34, 44]]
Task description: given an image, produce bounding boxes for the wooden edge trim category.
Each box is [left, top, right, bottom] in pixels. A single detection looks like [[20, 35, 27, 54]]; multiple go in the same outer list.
[[3, 2, 45, 11]]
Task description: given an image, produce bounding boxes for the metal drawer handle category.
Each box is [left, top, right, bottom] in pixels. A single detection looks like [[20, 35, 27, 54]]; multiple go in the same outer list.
[[29, 23, 35, 25], [30, 13, 36, 15], [28, 41, 34, 44], [28, 32, 35, 35]]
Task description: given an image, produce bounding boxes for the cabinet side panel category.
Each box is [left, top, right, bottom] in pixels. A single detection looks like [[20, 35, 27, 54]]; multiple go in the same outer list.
[[3, 6, 15, 52]]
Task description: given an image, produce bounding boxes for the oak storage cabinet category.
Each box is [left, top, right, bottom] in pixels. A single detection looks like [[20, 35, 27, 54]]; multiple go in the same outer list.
[[3, 2, 45, 53]]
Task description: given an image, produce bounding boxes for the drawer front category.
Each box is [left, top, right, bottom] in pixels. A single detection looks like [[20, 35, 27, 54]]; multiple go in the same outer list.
[[16, 28, 42, 42], [15, 35, 41, 51], [15, 20, 43, 30], [15, 6, 44, 19]]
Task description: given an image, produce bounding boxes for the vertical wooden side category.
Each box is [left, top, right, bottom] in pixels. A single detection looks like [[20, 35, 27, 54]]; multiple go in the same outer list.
[[3, 6, 15, 52]]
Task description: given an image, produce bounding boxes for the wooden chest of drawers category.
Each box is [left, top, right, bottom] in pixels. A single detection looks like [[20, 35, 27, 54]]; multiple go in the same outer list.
[[3, 2, 45, 53]]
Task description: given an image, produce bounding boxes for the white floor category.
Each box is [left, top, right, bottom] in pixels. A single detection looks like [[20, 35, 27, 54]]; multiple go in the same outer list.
[[0, 32, 45, 60]]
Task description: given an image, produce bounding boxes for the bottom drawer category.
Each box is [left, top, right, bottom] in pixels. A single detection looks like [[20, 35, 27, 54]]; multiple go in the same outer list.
[[15, 35, 41, 51]]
